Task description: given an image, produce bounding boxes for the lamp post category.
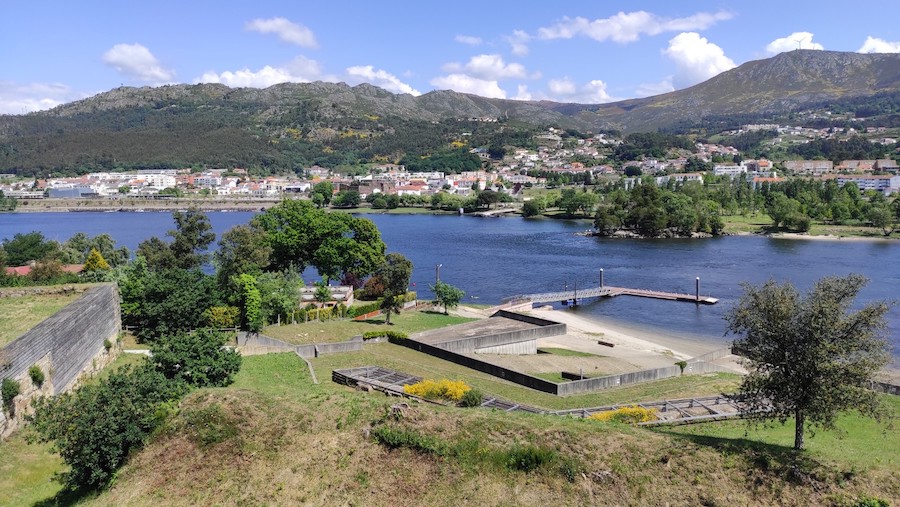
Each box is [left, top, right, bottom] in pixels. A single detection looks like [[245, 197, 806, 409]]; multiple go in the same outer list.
[[696, 277, 700, 302], [600, 268, 604, 289], [435, 264, 442, 286]]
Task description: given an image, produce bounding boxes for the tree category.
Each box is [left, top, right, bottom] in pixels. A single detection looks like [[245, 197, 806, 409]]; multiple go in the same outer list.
[[726, 275, 890, 450], [377, 253, 412, 325], [867, 203, 896, 236], [311, 181, 334, 206], [149, 329, 242, 388], [123, 268, 220, 342], [234, 273, 263, 332], [431, 281, 465, 315], [1, 232, 59, 266], [214, 225, 272, 290], [136, 236, 177, 271], [82, 248, 111, 272], [168, 207, 215, 269], [254, 199, 385, 279]]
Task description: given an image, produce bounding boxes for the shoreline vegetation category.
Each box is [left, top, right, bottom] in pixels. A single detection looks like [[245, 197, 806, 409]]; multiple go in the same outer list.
[[6, 198, 897, 240]]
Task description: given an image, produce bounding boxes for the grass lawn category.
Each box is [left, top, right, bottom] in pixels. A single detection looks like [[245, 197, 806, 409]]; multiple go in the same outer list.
[[722, 213, 897, 239], [537, 347, 603, 358], [660, 395, 900, 471], [262, 310, 477, 344], [721, 213, 771, 233], [0, 292, 82, 347], [0, 432, 66, 507]]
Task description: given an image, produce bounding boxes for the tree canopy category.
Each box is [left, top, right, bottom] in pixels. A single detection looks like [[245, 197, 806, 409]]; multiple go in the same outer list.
[[431, 281, 465, 315], [726, 274, 891, 450], [253, 199, 385, 279], [377, 252, 413, 325]]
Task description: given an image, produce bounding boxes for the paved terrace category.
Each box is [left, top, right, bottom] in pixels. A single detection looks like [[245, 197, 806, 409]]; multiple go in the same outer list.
[[411, 317, 539, 346]]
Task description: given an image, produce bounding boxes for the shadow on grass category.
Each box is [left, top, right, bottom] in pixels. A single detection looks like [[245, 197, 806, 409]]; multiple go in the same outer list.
[[32, 487, 97, 507], [655, 429, 840, 485]]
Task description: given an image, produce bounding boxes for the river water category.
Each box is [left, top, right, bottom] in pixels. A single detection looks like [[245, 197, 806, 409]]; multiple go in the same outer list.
[[2, 211, 898, 358]]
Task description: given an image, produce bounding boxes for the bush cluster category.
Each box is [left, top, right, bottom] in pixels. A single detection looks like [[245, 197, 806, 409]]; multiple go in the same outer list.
[[589, 405, 657, 424], [362, 330, 408, 342], [28, 365, 45, 387], [403, 379, 471, 402], [28, 328, 241, 491], [1, 378, 20, 410]]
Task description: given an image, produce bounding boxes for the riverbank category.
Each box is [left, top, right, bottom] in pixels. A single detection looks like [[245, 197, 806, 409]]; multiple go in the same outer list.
[[9, 197, 282, 213]]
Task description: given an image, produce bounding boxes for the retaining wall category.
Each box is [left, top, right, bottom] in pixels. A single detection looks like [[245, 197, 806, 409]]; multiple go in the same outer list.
[[238, 333, 362, 359], [1, 284, 121, 438], [400, 339, 559, 394]]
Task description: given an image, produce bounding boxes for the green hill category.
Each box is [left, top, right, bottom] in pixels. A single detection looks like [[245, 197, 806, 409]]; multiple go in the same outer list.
[[1, 50, 898, 175]]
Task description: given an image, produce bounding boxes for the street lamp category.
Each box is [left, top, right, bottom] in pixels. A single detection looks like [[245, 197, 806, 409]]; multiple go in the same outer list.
[[435, 264, 442, 286]]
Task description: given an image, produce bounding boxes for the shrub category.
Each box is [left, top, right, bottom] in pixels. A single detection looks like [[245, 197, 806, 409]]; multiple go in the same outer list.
[[403, 379, 470, 402], [362, 330, 408, 342], [853, 496, 889, 507], [348, 301, 381, 318], [503, 445, 557, 472], [370, 426, 447, 455], [103, 338, 113, 351], [590, 405, 657, 424], [1, 378, 20, 410], [149, 329, 242, 388], [459, 388, 483, 408], [28, 365, 45, 387], [29, 364, 189, 490], [675, 360, 688, 374], [202, 305, 240, 328]]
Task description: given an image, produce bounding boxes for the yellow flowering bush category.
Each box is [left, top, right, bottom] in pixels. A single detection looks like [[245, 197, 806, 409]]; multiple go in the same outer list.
[[589, 405, 657, 424], [403, 379, 471, 402]]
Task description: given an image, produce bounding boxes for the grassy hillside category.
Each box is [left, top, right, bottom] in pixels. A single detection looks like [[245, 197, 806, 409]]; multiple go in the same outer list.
[[7, 350, 896, 507]]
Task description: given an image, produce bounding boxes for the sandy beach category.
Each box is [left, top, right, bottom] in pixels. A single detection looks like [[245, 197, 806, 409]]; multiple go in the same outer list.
[[456, 303, 742, 374]]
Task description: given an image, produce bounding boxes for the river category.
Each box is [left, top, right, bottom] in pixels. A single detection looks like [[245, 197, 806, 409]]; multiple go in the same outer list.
[[2, 211, 898, 358]]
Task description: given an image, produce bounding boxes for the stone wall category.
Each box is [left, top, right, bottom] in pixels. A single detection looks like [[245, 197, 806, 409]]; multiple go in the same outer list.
[[0, 284, 121, 438]]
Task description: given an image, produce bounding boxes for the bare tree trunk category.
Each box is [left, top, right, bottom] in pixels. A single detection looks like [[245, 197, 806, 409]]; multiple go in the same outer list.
[[794, 409, 805, 450]]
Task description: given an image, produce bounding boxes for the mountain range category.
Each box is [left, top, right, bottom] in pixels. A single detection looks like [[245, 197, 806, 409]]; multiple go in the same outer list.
[[1, 50, 899, 174]]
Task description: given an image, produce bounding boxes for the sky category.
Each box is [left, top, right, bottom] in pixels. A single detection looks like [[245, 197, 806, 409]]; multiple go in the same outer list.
[[2, 1, 900, 115]]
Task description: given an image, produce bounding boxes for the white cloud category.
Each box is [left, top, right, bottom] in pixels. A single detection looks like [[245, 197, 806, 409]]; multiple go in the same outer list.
[[858, 36, 900, 53], [245, 17, 318, 48], [765, 32, 824, 55], [537, 10, 732, 44], [430, 74, 506, 99], [635, 78, 675, 98], [513, 84, 532, 101], [442, 54, 532, 81], [455, 34, 482, 46], [0, 81, 81, 114], [663, 32, 735, 88], [102, 43, 175, 84], [346, 65, 421, 96], [506, 30, 531, 56], [196, 56, 329, 88], [543, 77, 615, 103]]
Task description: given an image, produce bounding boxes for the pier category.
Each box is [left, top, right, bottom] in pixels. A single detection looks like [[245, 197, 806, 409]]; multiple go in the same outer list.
[[507, 271, 718, 306]]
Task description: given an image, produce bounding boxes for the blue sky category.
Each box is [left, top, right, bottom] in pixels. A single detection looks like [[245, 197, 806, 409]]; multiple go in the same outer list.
[[2, 1, 900, 114]]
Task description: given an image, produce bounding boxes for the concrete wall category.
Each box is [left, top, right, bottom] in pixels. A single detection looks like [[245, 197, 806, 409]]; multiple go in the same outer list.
[[475, 341, 537, 355], [1, 284, 121, 438], [400, 339, 559, 394], [314, 341, 364, 356], [556, 360, 734, 396], [238, 333, 361, 359], [437, 327, 558, 354]]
